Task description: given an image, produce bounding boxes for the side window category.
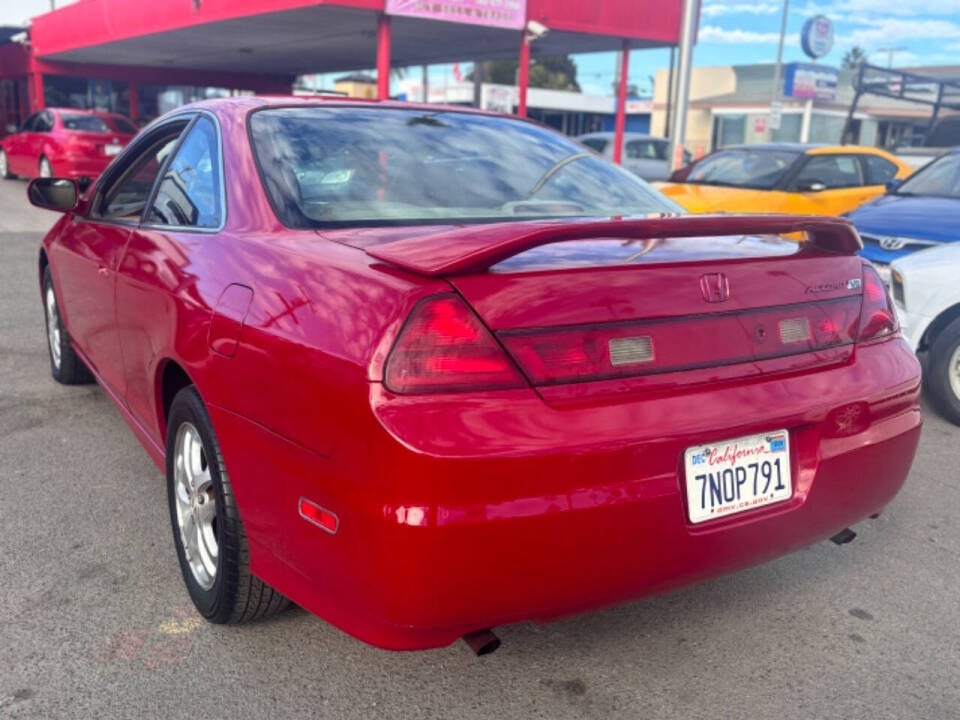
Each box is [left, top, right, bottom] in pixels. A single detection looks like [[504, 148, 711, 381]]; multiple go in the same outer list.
[[862, 155, 898, 185], [626, 141, 668, 161], [96, 124, 188, 221], [35, 112, 54, 132], [792, 154, 863, 190], [147, 117, 222, 229]]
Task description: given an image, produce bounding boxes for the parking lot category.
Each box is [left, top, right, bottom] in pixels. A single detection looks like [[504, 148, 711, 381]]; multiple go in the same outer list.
[[1, 176, 958, 720]]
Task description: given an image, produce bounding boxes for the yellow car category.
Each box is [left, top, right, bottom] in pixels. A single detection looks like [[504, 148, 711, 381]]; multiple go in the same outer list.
[[656, 144, 914, 216]]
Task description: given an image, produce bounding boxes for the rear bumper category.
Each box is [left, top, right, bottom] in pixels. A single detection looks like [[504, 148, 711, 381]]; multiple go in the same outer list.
[[222, 338, 922, 650], [54, 154, 111, 179]]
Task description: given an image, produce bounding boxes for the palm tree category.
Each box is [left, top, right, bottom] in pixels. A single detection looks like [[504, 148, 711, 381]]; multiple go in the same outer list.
[[843, 46, 868, 70]]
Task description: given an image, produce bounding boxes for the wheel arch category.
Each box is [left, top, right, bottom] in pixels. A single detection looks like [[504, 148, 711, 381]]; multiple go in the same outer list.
[[38, 248, 49, 290], [158, 359, 196, 440], [920, 303, 960, 353]]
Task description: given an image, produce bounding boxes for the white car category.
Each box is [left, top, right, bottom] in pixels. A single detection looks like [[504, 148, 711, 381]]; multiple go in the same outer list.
[[890, 244, 960, 424]]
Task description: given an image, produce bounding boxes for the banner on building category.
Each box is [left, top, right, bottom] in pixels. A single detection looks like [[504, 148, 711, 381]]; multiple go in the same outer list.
[[386, 0, 526, 30]]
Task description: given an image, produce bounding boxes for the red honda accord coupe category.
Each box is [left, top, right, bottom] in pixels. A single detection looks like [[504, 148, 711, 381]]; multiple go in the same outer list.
[[29, 97, 921, 654], [1, 107, 136, 182]]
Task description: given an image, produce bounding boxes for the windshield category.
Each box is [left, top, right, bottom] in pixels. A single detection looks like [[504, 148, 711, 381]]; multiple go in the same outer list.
[[60, 114, 111, 133], [896, 152, 960, 198], [249, 107, 681, 228], [686, 148, 802, 190]]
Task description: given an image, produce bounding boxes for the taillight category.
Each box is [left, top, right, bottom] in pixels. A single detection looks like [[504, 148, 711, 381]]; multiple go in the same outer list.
[[857, 264, 899, 343], [384, 295, 526, 394]]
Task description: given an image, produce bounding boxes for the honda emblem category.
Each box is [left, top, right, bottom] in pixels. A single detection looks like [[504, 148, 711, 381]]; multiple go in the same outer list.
[[699, 273, 730, 303]]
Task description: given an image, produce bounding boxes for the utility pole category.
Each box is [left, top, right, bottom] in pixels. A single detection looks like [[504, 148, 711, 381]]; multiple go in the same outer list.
[[768, 0, 790, 140], [878, 47, 906, 69]]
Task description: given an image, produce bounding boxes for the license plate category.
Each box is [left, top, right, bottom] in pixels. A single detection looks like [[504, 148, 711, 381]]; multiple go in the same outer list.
[[104, 144, 123, 156], [684, 430, 792, 524]]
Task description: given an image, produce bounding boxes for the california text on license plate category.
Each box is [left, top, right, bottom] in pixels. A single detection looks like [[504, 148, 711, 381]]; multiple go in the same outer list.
[[104, 144, 123, 156], [684, 430, 792, 524]]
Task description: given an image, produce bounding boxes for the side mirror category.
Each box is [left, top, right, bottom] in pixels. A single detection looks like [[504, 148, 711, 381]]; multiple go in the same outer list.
[[885, 178, 904, 193], [28, 178, 79, 212], [797, 180, 827, 192]]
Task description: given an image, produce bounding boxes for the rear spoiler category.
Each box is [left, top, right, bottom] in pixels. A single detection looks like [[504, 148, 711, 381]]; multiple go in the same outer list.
[[365, 214, 863, 277]]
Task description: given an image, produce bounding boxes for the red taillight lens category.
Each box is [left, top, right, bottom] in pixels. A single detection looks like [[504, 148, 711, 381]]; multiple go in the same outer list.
[[857, 265, 899, 342], [384, 295, 526, 394]]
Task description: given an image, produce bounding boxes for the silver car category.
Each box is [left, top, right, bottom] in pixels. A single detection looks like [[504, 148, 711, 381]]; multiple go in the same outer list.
[[577, 132, 677, 182]]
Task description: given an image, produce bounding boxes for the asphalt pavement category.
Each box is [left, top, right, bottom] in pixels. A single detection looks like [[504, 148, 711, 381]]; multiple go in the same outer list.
[[1, 177, 958, 720]]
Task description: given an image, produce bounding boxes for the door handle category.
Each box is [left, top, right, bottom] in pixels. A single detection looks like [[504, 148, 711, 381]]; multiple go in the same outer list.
[[98, 266, 110, 278]]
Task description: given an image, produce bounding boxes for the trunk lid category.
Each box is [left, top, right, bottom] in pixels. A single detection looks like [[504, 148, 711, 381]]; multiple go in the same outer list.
[[339, 215, 869, 391]]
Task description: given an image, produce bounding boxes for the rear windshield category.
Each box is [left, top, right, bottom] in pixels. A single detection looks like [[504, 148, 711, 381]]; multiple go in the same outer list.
[[687, 148, 801, 190], [249, 107, 681, 228], [107, 115, 137, 134], [61, 114, 111, 132]]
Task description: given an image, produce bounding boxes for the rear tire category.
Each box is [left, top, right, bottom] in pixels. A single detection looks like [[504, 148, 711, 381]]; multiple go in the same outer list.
[[38, 156, 52, 178], [925, 317, 960, 426], [0, 149, 11, 179], [166, 386, 290, 623], [42, 266, 93, 385]]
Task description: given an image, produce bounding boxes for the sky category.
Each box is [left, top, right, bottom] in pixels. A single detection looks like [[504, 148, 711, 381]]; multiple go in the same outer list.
[[3, 0, 959, 97], [574, 0, 960, 96]]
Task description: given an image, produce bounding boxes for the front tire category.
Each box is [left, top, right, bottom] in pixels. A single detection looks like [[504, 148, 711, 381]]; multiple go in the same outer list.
[[926, 317, 960, 426], [42, 266, 93, 384], [166, 386, 289, 623]]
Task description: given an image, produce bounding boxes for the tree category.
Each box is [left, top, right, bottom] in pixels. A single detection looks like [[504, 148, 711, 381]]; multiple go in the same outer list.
[[467, 56, 580, 91], [843, 46, 868, 70]]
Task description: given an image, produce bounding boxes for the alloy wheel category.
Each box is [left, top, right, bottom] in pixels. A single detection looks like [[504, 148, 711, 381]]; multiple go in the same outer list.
[[45, 284, 61, 370], [172, 422, 219, 590]]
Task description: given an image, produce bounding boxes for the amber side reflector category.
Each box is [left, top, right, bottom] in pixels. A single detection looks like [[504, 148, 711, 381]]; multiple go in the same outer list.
[[299, 498, 339, 534]]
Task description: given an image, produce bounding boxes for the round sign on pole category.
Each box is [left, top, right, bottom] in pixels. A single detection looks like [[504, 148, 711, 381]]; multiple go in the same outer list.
[[801, 15, 834, 60]]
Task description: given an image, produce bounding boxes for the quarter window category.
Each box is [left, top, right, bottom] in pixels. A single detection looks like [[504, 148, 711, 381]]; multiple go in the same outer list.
[[147, 117, 222, 229]]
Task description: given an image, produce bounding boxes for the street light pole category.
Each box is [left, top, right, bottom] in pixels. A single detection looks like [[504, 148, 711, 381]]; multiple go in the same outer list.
[[769, 0, 790, 140], [669, 0, 698, 172]]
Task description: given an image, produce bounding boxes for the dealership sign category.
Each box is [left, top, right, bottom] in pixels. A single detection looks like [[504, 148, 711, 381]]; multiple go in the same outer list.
[[800, 15, 834, 59], [783, 62, 839, 101], [386, 0, 526, 30]]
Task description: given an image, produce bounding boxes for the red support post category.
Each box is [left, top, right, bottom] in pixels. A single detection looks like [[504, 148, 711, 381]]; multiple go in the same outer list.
[[29, 67, 45, 111], [376, 13, 391, 101], [613, 39, 630, 165], [517, 34, 530, 117]]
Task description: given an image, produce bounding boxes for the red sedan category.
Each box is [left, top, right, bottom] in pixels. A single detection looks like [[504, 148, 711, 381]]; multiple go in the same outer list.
[[29, 97, 921, 654], [1, 107, 136, 181]]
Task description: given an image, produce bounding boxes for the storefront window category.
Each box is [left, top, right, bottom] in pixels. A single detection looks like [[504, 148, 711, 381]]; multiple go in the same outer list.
[[714, 114, 746, 147], [809, 114, 847, 144], [138, 85, 232, 124], [771, 113, 801, 143], [43, 75, 129, 115]]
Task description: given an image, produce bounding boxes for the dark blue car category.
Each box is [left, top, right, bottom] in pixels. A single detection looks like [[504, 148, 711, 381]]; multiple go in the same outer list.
[[851, 148, 960, 281]]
